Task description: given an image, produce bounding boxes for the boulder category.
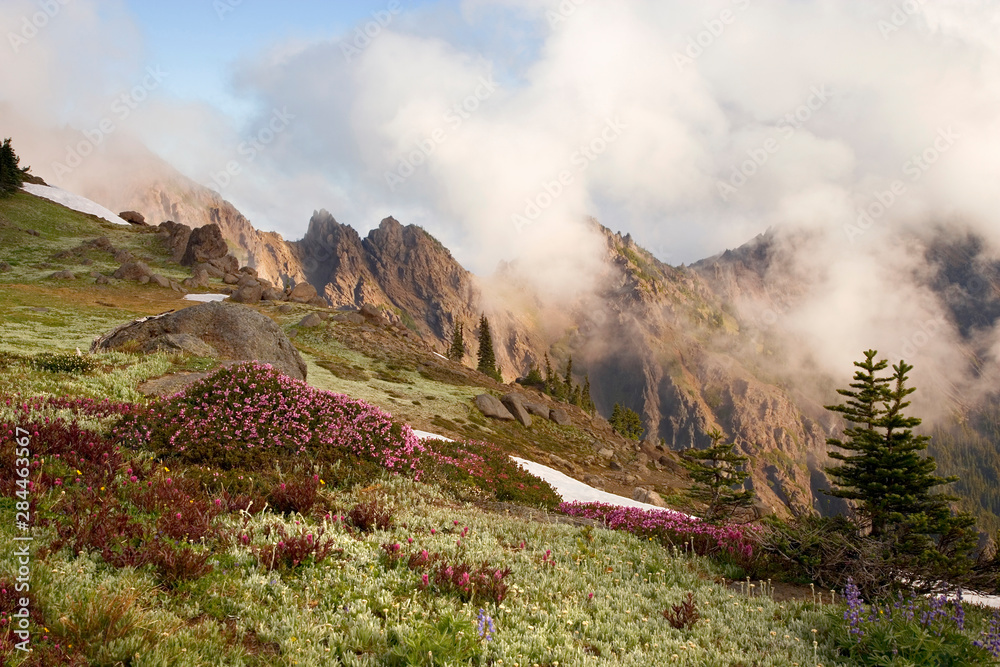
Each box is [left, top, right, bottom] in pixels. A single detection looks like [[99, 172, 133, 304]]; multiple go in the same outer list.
[[609, 460, 623, 471], [523, 401, 550, 418], [548, 454, 575, 472], [229, 284, 263, 304], [0, 261, 10, 272], [597, 448, 615, 461], [262, 287, 285, 301], [298, 313, 324, 328], [183, 268, 210, 289], [334, 312, 365, 325], [95, 275, 111, 285], [114, 261, 152, 281], [500, 393, 532, 427], [549, 408, 571, 425], [278, 304, 294, 314], [149, 274, 171, 288], [145, 333, 217, 357], [308, 296, 329, 308], [138, 276, 150, 284], [474, 394, 515, 421], [113, 249, 135, 264], [119, 211, 146, 226], [236, 274, 259, 289], [158, 221, 192, 262], [223, 273, 240, 285], [288, 282, 318, 303], [632, 488, 667, 508], [49, 270, 76, 280], [209, 255, 239, 275], [91, 301, 307, 381], [584, 474, 605, 488], [239, 266, 258, 278], [197, 262, 224, 279], [180, 224, 228, 266], [360, 303, 389, 325]]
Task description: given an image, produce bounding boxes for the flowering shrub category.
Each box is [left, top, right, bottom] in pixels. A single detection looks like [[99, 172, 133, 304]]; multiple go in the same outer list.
[[975, 610, 1000, 658], [420, 438, 560, 509], [117, 363, 426, 474], [832, 578, 993, 665], [30, 352, 96, 374], [558, 501, 757, 559]]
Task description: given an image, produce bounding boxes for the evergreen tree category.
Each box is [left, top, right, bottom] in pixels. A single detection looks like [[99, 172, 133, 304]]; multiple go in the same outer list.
[[448, 322, 465, 361], [543, 353, 554, 393], [609, 403, 644, 440], [570, 384, 582, 407], [564, 356, 574, 394], [582, 375, 595, 415], [825, 350, 963, 538], [680, 430, 754, 522], [476, 315, 502, 382], [523, 365, 544, 386], [0, 138, 28, 197]]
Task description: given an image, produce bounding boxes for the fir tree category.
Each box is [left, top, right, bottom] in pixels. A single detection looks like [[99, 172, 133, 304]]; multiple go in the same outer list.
[[680, 430, 754, 522], [564, 356, 574, 396], [825, 351, 962, 538], [448, 322, 465, 361], [0, 138, 28, 197], [582, 375, 595, 415], [543, 354, 554, 394], [476, 315, 502, 382], [609, 403, 644, 440]]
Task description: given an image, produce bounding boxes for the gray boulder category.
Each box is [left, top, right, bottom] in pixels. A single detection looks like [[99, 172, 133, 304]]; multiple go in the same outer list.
[[262, 287, 285, 301], [149, 274, 170, 288], [146, 333, 218, 357], [180, 224, 228, 266], [298, 313, 323, 328], [158, 221, 192, 262], [183, 268, 210, 289], [113, 249, 135, 264], [223, 273, 240, 285], [549, 408, 571, 425], [474, 394, 515, 420], [500, 393, 532, 427], [91, 301, 307, 380], [209, 254, 239, 275], [113, 261, 152, 281], [49, 270, 76, 280], [229, 284, 263, 304], [239, 266, 258, 278], [523, 401, 550, 418]]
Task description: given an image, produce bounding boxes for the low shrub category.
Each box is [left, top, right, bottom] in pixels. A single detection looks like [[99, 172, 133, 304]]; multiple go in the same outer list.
[[255, 524, 337, 571], [268, 474, 320, 515], [30, 352, 97, 374], [116, 362, 426, 474], [558, 501, 758, 560], [663, 592, 699, 630], [347, 500, 393, 533]]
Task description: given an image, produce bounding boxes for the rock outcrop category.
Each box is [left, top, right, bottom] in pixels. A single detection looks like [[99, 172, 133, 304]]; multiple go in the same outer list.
[[90, 301, 307, 381], [180, 223, 229, 266]]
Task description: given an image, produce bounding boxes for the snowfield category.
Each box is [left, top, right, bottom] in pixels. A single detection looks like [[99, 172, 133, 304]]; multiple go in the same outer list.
[[183, 293, 229, 302], [410, 430, 689, 515], [23, 184, 128, 225]]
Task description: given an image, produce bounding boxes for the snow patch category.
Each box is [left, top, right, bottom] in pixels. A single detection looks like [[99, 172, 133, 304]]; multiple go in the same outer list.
[[184, 293, 228, 303], [410, 430, 687, 515], [22, 184, 128, 225]]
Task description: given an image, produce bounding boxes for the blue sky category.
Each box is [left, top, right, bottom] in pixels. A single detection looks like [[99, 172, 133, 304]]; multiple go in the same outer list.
[[123, 0, 445, 120]]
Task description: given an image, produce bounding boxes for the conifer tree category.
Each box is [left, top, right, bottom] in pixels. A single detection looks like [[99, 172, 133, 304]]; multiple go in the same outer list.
[[609, 403, 644, 440], [448, 322, 465, 361], [0, 138, 28, 197], [582, 375, 595, 415], [543, 353, 554, 394], [476, 315, 502, 382], [564, 356, 574, 396], [680, 430, 754, 522], [825, 350, 962, 538]]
